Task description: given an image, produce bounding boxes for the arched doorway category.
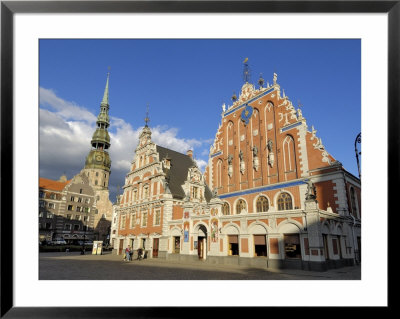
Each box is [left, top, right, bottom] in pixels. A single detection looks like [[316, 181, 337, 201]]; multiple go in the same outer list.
[[196, 224, 207, 260]]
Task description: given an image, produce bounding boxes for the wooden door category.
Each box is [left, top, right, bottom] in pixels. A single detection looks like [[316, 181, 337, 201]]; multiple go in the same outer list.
[[198, 238, 204, 259], [118, 239, 124, 255], [153, 238, 159, 258]]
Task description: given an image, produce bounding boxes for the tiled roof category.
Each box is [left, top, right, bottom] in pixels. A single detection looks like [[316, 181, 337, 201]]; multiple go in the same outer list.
[[39, 177, 70, 191], [156, 145, 212, 202]]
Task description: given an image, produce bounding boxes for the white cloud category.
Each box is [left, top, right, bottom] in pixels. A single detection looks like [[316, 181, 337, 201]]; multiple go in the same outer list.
[[194, 159, 208, 172], [39, 88, 212, 201], [40, 87, 97, 123]]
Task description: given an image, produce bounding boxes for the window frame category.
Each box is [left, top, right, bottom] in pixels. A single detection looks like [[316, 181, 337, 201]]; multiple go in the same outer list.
[[277, 192, 293, 211]]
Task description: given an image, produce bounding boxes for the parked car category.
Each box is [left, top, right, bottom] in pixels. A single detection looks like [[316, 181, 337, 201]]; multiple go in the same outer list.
[[50, 239, 67, 245]]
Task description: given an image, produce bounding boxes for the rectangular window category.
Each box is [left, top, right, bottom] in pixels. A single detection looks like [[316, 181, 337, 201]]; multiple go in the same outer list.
[[133, 190, 138, 201], [48, 203, 55, 209], [65, 224, 71, 231], [39, 191, 45, 198], [76, 206, 81, 212], [45, 223, 51, 229], [47, 213, 54, 219], [84, 207, 90, 213], [192, 187, 198, 199], [130, 213, 136, 228], [75, 215, 81, 220], [39, 212, 43, 218], [284, 234, 301, 259], [120, 216, 126, 229], [78, 197, 82, 202], [254, 235, 267, 257], [39, 200, 45, 208], [68, 205, 73, 211], [66, 214, 72, 220], [79, 189, 83, 194], [84, 216, 89, 222], [142, 212, 148, 227], [74, 224, 80, 231], [70, 196, 75, 202], [85, 198, 90, 204], [154, 210, 161, 226]]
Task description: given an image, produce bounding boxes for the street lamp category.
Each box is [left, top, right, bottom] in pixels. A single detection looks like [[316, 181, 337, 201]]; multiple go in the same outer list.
[[355, 132, 361, 179], [81, 214, 87, 255]]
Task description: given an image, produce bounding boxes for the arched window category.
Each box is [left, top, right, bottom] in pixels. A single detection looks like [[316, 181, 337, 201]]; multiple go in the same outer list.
[[236, 199, 247, 214], [277, 192, 293, 211], [256, 196, 269, 212], [350, 187, 358, 217], [217, 159, 223, 188], [283, 135, 297, 178], [223, 202, 230, 215]]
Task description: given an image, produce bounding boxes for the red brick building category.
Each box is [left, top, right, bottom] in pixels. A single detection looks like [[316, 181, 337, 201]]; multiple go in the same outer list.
[[115, 71, 361, 271]]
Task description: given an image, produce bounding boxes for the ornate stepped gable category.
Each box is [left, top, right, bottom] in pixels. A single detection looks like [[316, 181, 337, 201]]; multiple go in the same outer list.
[[205, 72, 337, 193], [120, 123, 213, 205]]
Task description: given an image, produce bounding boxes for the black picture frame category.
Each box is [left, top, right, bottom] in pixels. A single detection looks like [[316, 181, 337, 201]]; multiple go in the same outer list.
[[1, 0, 395, 317]]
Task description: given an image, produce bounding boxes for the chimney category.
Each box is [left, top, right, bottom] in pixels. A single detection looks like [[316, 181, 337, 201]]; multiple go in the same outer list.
[[186, 150, 193, 159]]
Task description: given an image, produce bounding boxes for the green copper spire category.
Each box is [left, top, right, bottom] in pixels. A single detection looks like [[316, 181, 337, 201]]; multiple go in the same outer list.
[[101, 71, 110, 107], [84, 71, 112, 172]]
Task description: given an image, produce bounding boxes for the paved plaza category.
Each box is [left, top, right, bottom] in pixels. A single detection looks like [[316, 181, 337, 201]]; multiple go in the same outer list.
[[39, 251, 361, 280]]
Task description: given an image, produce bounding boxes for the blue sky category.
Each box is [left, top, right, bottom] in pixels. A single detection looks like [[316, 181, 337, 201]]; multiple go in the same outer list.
[[39, 39, 361, 202]]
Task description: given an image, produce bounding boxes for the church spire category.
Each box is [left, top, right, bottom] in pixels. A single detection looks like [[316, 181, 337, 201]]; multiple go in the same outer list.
[[101, 70, 110, 107], [84, 71, 112, 174]]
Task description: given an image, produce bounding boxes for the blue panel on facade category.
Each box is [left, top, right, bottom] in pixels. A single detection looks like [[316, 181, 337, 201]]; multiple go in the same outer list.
[[281, 121, 303, 132], [219, 180, 307, 199], [210, 151, 222, 158], [223, 87, 275, 117]]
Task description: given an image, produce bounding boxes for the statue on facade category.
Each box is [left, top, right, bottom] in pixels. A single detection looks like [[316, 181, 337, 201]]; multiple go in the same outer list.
[[267, 139, 275, 168], [227, 154, 233, 178], [252, 146, 258, 157], [305, 179, 317, 200], [239, 150, 245, 174], [252, 146, 259, 171]]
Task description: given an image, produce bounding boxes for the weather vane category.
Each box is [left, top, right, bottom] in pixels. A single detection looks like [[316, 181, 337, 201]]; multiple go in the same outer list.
[[298, 100, 303, 109], [144, 103, 150, 127], [243, 57, 250, 83]]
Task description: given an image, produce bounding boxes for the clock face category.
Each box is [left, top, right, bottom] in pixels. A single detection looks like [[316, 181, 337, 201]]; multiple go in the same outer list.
[[96, 155, 103, 162], [241, 105, 253, 125]]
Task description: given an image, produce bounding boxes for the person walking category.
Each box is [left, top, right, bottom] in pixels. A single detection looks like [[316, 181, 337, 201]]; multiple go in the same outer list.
[[137, 247, 143, 260], [125, 245, 132, 262]]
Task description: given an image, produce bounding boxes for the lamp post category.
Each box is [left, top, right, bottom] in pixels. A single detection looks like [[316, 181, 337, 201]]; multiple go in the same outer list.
[[81, 221, 86, 255], [355, 132, 361, 179]]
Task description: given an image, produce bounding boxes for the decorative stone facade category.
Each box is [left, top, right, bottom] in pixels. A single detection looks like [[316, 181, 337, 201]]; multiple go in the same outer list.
[[115, 70, 361, 271]]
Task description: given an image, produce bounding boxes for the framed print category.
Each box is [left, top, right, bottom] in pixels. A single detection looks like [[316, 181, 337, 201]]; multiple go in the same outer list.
[[1, 0, 395, 317]]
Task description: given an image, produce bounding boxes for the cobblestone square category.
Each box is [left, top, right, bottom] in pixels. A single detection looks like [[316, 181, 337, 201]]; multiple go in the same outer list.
[[39, 252, 361, 280]]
